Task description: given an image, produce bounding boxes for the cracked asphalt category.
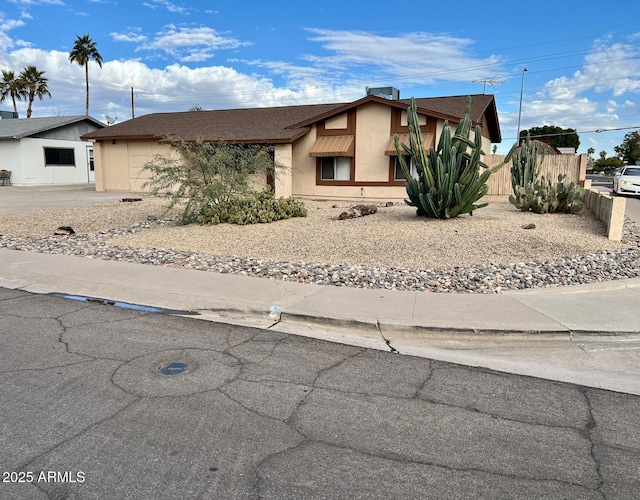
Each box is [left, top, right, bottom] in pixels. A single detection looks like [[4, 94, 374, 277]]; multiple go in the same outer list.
[[1, 287, 639, 499]]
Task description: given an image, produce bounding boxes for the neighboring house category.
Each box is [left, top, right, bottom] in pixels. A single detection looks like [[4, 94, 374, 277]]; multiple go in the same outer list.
[[531, 140, 563, 155], [82, 92, 503, 200], [0, 115, 105, 185]]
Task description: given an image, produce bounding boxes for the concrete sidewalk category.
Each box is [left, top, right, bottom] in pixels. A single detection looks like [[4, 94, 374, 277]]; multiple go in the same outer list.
[[1, 248, 639, 395]]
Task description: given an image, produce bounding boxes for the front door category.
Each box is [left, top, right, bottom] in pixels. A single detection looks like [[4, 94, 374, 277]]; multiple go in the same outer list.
[[87, 147, 95, 183]]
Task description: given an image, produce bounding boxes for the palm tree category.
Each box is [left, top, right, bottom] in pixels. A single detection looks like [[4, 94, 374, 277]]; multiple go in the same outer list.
[[18, 66, 51, 118], [69, 34, 103, 115], [0, 70, 26, 114]]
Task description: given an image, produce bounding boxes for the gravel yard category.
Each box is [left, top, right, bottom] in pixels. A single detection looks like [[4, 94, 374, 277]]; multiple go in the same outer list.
[[1, 195, 638, 293]]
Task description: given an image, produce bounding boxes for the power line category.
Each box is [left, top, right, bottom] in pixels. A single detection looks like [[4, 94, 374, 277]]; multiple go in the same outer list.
[[504, 125, 640, 142]]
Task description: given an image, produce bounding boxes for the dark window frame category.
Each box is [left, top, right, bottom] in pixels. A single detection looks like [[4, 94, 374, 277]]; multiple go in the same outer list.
[[44, 147, 76, 167]]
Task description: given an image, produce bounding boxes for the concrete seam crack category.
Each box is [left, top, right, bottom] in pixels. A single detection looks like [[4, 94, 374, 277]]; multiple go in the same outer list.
[[376, 318, 399, 353]]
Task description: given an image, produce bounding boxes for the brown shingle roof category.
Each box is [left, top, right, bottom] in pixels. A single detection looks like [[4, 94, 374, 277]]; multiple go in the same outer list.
[[411, 94, 501, 143], [82, 94, 502, 144], [82, 103, 347, 143]]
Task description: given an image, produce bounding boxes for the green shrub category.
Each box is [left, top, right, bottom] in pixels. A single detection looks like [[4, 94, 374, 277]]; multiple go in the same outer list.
[[142, 137, 284, 225], [196, 190, 307, 225]]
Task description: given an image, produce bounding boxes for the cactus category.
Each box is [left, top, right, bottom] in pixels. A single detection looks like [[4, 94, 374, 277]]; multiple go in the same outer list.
[[510, 172, 584, 214], [395, 96, 513, 219], [509, 132, 543, 201], [509, 134, 585, 214]]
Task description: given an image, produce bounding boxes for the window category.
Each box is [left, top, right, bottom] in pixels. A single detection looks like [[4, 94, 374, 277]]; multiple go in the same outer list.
[[44, 147, 76, 166], [394, 156, 419, 181], [321, 157, 351, 181]]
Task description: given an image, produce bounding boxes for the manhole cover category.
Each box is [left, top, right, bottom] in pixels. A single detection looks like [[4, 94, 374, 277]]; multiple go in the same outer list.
[[159, 362, 189, 376]]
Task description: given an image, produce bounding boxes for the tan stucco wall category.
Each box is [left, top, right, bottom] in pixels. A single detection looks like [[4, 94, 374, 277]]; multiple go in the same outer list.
[[434, 122, 493, 153], [291, 101, 424, 201], [94, 140, 173, 192], [354, 102, 393, 182], [325, 113, 348, 129], [96, 139, 270, 194], [95, 141, 130, 191], [291, 127, 320, 198], [274, 143, 293, 198]]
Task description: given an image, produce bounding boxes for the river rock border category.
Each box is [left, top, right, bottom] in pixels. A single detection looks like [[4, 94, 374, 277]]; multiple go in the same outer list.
[[1, 217, 639, 294]]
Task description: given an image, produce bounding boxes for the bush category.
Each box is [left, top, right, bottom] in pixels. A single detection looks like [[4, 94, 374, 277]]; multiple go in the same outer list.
[[142, 137, 301, 225], [196, 190, 307, 225]]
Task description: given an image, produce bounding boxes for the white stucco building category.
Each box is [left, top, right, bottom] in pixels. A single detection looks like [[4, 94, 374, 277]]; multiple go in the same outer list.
[[0, 115, 105, 186]]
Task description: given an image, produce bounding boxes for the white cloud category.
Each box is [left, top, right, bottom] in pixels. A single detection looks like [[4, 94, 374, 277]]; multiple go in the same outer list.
[[0, 42, 338, 119], [499, 34, 640, 154], [144, 0, 191, 15], [138, 26, 251, 62], [0, 17, 26, 31], [111, 31, 148, 43], [302, 29, 503, 84], [0, 13, 26, 52], [541, 37, 640, 100], [8, 0, 64, 5]]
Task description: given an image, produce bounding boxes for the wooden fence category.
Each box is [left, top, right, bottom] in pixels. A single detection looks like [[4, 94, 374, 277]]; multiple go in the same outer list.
[[483, 154, 587, 196]]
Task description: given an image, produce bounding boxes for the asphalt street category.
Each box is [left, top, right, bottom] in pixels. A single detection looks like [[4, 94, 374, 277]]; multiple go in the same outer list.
[[587, 173, 640, 223], [1, 288, 640, 499]]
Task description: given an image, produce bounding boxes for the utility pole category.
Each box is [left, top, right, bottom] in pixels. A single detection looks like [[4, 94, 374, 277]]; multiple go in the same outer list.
[[516, 67, 528, 145], [131, 87, 135, 119]]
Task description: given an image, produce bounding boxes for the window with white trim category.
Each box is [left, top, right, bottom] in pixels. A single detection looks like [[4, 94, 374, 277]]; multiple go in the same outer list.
[[321, 156, 351, 181], [394, 156, 419, 180]]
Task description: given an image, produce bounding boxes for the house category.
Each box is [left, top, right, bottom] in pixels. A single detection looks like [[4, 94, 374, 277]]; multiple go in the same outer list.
[[82, 91, 503, 200], [0, 115, 105, 185]]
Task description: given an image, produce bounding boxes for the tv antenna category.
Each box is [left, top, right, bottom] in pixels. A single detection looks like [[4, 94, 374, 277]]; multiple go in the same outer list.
[[472, 75, 505, 94]]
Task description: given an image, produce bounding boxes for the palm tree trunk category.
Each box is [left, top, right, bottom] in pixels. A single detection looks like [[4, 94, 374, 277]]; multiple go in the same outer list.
[[85, 63, 90, 115]]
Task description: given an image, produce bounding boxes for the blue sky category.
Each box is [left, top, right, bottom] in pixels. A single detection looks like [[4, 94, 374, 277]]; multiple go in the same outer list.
[[1, 0, 639, 155]]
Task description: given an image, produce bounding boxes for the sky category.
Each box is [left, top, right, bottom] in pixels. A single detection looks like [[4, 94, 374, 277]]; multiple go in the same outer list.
[[1, 0, 639, 156]]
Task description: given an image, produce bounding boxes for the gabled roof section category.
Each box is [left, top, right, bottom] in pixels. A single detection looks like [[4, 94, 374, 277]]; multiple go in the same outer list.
[[81, 103, 348, 144], [0, 115, 105, 140], [412, 94, 502, 143], [288, 94, 502, 143]]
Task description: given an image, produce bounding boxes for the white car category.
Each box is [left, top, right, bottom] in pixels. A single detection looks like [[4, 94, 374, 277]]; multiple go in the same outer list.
[[613, 165, 640, 196]]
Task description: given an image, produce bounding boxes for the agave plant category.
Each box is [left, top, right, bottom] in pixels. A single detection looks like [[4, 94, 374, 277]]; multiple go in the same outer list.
[[395, 96, 512, 219]]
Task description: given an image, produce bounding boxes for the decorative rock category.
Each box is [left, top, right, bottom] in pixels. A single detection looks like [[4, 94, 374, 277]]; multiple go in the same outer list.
[[338, 208, 357, 220], [353, 204, 378, 216], [1, 215, 639, 296], [54, 226, 75, 235], [522, 223, 536, 230]]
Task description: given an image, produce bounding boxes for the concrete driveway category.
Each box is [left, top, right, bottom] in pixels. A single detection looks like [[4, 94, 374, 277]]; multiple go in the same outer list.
[[0, 185, 134, 214]]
